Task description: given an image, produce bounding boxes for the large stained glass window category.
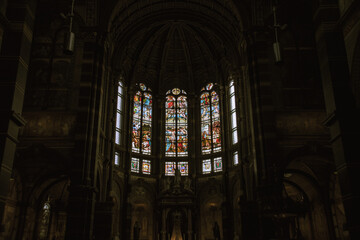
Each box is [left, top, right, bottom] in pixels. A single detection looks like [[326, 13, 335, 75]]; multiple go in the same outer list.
[[200, 83, 221, 154], [132, 83, 152, 154], [165, 88, 188, 157], [130, 83, 152, 175]]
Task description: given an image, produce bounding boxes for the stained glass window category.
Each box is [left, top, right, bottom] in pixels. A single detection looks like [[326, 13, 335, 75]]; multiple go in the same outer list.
[[131, 84, 152, 155], [200, 83, 222, 154], [165, 162, 176, 176], [178, 162, 189, 176], [214, 157, 222, 172], [131, 158, 140, 173], [165, 89, 188, 157], [115, 81, 124, 145], [202, 159, 212, 174], [229, 80, 238, 144], [142, 160, 151, 174]]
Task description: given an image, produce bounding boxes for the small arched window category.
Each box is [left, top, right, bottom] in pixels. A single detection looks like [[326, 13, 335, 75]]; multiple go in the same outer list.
[[200, 83, 221, 154]]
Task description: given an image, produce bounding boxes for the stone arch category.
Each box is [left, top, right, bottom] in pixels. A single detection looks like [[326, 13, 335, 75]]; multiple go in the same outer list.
[[281, 146, 336, 239], [128, 179, 156, 240], [198, 178, 225, 240]]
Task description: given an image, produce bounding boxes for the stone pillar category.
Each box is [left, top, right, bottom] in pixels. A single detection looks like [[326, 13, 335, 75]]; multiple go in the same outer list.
[[314, 2, 360, 239], [65, 34, 106, 239], [161, 208, 166, 240], [0, 0, 35, 237], [187, 208, 192, 240], [93, 201, 114, 240]]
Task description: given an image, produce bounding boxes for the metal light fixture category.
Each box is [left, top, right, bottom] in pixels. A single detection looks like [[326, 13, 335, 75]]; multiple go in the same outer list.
[[64, 0, 75, 54]]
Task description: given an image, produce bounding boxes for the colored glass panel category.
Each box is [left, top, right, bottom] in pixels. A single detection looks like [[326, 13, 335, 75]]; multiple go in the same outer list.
[[133, 92, 142, 119], [177, 109, 187, 123], [178, 162, 188, 175], [142, 93, 152, 121], [201, 122, 212, 154], [131, 158, 140, 173], [212, 120, 221, 139], [201, 106, 211, 120], [172, 88, 180, 95], [139, 83, 146, 91], [165, 162, 176, 176], [214, 157, 222, 172], [165, 125, 176, 156], [142, 160, 151, 174], [141, 122, 151, 154], [132, 121, 141, 152], [200, 92, 210, 106], [203, 159, 211, 174], [166, 109, 176, 123], [206, 83, 214, 90]]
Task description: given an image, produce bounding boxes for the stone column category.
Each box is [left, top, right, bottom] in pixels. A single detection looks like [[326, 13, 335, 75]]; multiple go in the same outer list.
[[0, 0, 35, 237], [65, 33, 106, 239], [314, 2, 360, 239], [93, 201, 115, 240], [187, 208, 192, 240], [161, 208, 166, 240]]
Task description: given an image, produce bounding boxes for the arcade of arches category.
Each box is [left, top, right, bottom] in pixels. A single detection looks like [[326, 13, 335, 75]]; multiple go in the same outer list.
[[0, 0, 360, 239]]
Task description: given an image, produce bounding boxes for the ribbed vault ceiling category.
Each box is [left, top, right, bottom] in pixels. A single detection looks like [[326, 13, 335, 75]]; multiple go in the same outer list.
[[108, 0, 248, 93]]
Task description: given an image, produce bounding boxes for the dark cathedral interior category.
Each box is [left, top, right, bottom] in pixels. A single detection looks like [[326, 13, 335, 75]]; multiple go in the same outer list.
[[0, 0, 360, 239]]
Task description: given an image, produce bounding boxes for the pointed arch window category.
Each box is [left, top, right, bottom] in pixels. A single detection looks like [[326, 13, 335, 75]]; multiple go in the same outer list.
[[165, 88, 188, 157], [200, 83, 221, 154], [229, 80, 238, 144], [131, 83, 152, 155], [115, 81, 124, 146]]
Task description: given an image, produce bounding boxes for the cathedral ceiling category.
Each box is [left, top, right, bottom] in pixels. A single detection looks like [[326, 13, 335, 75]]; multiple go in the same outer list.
[[106, 0, 249, 94]]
